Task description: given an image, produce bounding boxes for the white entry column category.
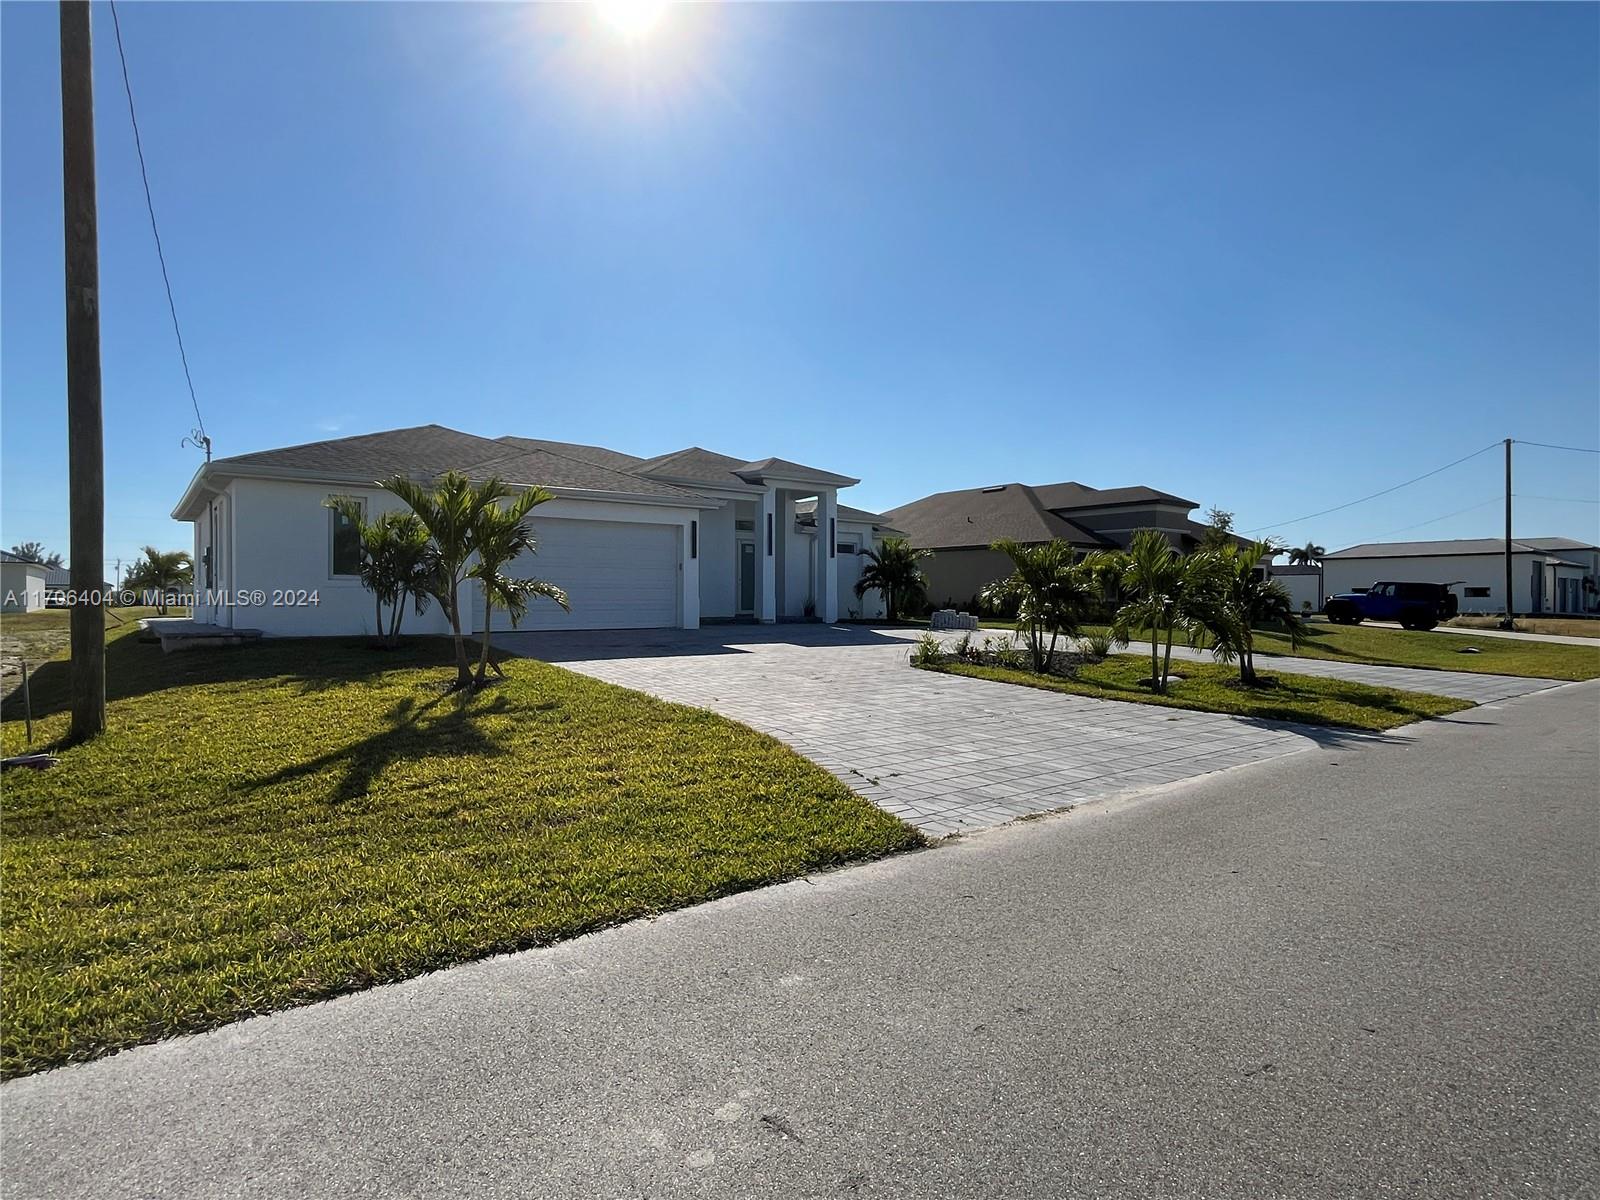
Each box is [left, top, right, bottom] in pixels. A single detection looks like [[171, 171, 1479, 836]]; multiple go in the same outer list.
[[757, 487, 777, 624], [814, 489, 838, 623]]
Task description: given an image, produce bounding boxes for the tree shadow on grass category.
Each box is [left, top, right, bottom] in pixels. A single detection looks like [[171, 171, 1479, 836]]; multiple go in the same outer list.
[[1, 632, 463, 725], [239, 689, 516, 804]]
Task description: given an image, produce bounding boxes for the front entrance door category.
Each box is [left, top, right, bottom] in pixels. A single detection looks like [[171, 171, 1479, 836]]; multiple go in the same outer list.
[[737, 539, 756, 615]]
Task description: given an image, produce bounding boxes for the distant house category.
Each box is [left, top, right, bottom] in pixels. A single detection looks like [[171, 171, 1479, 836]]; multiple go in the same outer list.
[[1324, 537, 1599, 616], [1, 550, 48, 614], [881, 480, 1235, 608]]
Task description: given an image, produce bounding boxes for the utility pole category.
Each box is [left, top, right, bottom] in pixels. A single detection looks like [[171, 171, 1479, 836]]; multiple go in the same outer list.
[[1502, 438, 1513, 630], [61, 0, 105, 741]]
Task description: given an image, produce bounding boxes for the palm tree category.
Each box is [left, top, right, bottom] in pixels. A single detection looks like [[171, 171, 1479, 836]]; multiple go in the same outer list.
[[381, 471, 512, 689], [1109, 530, 1225, 694], [1287, 542, 1326, 567], [468, 487, 569, 684], [854, 537, 932, 623], [979, 539, 1107, 672], [325, 502, 435, 647], [1205, 540, 1309, 684], [123, 546, 194, 615], [9, 542, 63, 569]]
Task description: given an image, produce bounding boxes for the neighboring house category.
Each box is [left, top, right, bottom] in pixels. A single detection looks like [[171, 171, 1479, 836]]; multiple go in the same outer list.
[[41, 567, 114, 607], [881, 480, 1233, 608], [1, 551, 48, 614], [170, 425, 893, 637], [1264, 563, 1324, 614], [1324, 537, 1600, 616]]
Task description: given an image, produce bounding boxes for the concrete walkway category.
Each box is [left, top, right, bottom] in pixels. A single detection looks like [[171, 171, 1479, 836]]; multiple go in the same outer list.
[[1356, 619, 1600, 647], [490, 625, 1559, 835]]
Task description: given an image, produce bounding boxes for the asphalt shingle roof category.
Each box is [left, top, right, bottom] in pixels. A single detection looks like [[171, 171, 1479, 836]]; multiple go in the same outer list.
[[882, 484, 1114, 551], [203, 426, 853, 505], [1, 550, 45, 565], [1032, 481, 1196, 509], [493, 436, 646, 473], [215, 425, 509, 480], [457, 446, 708, 501], [631, 447, 757, 487]]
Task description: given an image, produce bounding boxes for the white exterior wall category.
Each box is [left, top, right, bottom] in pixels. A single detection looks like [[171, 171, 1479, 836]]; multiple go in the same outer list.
[[214, 477, 703, 636], [835, 519, 887, 620], [1267, 569, 1323, 614], [1, 562, 47, 613], [1323, 552, 1592, 615], [697, 502, 738, 621]]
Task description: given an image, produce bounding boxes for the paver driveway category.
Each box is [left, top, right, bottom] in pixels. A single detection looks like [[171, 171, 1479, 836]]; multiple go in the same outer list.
[[493, 625, 1385, 835]]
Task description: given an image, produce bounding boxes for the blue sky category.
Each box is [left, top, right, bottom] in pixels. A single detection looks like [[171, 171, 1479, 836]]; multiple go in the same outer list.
[[3, 2, 1596, 576]]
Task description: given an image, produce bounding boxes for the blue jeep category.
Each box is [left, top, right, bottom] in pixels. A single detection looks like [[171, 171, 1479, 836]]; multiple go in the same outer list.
[[1324, 581, 1459, 631]]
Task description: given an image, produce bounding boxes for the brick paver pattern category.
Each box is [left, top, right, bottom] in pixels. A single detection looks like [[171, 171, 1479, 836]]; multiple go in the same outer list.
[[492, 625, 1562, 835]]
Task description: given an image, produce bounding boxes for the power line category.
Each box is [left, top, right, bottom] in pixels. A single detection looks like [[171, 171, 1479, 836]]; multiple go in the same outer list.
[[1514, 493, 1600, 504], [108, 0, 207, 444], [1513, 439, 1600, 454], [1242, 440, 1501, 534], [1364, 496, 1502, 540]]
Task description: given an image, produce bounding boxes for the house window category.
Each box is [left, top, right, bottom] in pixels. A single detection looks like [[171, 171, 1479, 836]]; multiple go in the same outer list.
[[735, 518, 755, 532], [836, 542, 856, 556], [1464, 586, 1491, 599], [329, 497, 365, 577], [690, 520, 698, 559]]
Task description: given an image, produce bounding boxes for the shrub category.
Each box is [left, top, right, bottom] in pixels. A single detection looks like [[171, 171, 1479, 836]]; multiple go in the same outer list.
[[911, 632, 944, 666], [1079, 630, 1113, 659]]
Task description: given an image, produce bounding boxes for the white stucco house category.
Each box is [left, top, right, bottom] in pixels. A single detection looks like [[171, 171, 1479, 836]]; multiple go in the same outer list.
[[1, 551, 49, 614], [170, 425, 898, 637], [1324, 537, 1600, 616]]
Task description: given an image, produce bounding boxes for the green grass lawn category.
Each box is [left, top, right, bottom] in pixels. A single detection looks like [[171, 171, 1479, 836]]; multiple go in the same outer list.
[[974, 618, 1600, 682], [926, 654, 1471, 731], [1, 625, 919, 1078]]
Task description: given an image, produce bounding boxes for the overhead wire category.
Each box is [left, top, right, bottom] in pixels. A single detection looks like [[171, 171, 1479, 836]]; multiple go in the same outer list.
[[1241, 441, 1501, 534], [108, 0, 208, 445]]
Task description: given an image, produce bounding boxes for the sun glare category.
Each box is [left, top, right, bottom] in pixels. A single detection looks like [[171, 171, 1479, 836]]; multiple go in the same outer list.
[[595, 0, 670, 41]]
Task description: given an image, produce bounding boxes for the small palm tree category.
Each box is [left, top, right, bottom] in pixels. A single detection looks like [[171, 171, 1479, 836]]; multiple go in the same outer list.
[[1287, 542, 1326, 567], [381, 471, 512, 690], [325, 502, 435, 647], [854, 537, 932, 623], [124, 546, 194, 615], [980, 539, 1106, 672], [1110, 530, 1225, 694], [468, 487, 569, 684], [1205, 541, 1309, 684]]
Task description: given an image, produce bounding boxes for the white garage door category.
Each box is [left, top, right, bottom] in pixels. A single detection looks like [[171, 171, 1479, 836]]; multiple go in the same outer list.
[[479, 518, 679, 631]]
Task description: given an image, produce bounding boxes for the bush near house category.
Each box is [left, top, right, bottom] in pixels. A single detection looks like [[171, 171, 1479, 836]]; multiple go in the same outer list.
[[0, 624, 920, 1077]]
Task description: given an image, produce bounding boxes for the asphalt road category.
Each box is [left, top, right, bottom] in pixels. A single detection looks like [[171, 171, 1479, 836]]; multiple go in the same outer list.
[[4, 683, 1597, 1199]]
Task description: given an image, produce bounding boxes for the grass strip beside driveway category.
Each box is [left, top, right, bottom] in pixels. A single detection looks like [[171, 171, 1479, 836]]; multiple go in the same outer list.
[[926, 654, 1471, 731], [1, 631, 920, 1078], [975, 619, 1599, 682]]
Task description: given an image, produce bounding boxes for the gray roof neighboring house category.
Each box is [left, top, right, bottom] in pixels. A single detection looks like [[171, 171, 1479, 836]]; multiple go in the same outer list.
[[1328, 537, 1600, 560], [1, 550, 47, 565], [882, 483, 1116, 551], [1031, 481, 1196, 510]]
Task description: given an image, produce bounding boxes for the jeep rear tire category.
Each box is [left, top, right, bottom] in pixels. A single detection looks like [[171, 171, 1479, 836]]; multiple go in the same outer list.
[[1398, 607, 1437, 632]]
